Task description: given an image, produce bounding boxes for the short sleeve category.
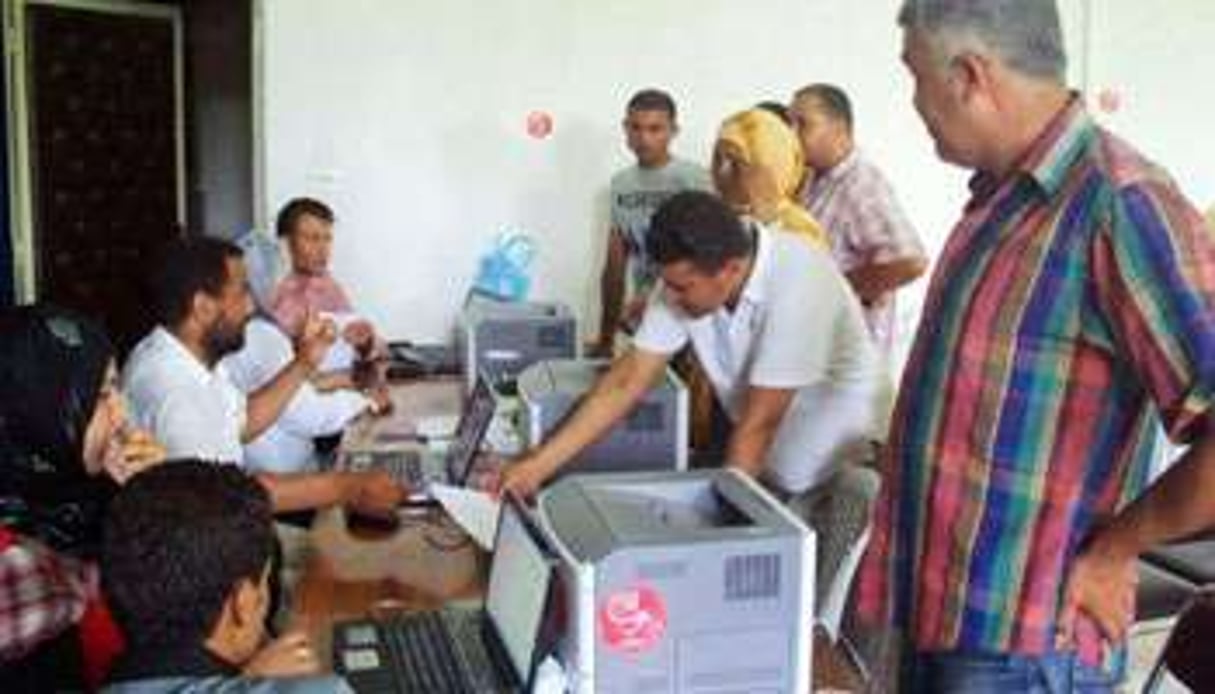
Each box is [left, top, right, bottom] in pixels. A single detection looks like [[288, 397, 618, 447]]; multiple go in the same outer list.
[[1093, 181, 1215, 444], [633, 294, 690, 356], [749, 253, 840, 389]]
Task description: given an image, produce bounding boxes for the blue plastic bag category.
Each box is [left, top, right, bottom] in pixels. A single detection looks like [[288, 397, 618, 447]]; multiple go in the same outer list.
[[472, 230, 536, 301]]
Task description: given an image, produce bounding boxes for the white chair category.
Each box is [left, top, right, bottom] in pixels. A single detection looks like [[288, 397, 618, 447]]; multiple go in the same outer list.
[[233, 228, 283, 312]]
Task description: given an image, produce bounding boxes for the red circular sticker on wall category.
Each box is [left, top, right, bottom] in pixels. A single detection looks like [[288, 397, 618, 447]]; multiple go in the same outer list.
[[598, 584, 668, 654], [526, 110, 553, 139]]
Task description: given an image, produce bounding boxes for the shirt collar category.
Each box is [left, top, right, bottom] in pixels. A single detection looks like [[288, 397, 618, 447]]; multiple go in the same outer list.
[[154, 326, 215, 380], [284, 269, 333, 288], [968, 93, 1094, 203], [736, 221, 773, 308], [108, 642, 239, 684], [817, 148, 861, 185]]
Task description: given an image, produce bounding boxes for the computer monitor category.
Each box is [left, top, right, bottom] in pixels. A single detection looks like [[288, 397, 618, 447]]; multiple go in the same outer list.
[[487, 496, 557, 683]]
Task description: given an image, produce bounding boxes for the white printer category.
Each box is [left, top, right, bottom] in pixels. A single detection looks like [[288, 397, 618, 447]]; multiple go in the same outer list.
[[516, 359, 688, 474], [457, 294, 577, 392], [537, 469, 815, 694]]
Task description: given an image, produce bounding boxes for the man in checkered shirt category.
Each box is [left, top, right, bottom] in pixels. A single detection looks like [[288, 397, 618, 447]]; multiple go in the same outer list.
[[791, 83, 928, 357]]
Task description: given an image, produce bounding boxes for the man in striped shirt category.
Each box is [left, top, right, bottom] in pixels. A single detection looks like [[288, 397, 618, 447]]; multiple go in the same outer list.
[[859, 1, 1215, 690]]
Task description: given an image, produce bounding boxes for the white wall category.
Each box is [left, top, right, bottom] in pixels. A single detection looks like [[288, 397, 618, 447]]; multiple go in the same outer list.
[[259, 0, 1211, 346], [261, 0, 960, 341], [1085, 1, 1215, 206]]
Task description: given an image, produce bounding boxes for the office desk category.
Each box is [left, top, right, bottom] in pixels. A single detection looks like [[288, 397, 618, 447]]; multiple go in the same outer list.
[[289, 377, 865, 692]]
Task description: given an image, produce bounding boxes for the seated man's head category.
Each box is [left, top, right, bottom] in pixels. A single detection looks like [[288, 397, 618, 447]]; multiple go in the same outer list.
[[276, 198, 335, 277], [646, 191, 754, 318], [623, 89, 679, 168], [155, 237, 253, 364], [102, 461, 275, 665]]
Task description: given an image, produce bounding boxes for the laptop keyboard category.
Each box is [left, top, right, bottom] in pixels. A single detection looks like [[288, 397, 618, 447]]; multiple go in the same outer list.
[[445, 610, 506, 692], [383, 455, 425, 487], [383, 612, 474, 693], [346, 450, 427, 488]]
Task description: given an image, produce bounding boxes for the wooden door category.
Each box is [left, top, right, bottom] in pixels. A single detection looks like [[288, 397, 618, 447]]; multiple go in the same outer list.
[[26, 2, 182, 353]]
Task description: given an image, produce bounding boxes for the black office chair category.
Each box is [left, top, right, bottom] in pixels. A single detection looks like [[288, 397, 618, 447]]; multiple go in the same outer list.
[[1139, 537, 1215, 693], [1141, 591, 1215, 693]]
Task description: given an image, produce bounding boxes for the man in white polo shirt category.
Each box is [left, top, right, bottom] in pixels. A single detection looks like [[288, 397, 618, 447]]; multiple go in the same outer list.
[[499, 190, 880, 505], [123, 236, 404, 515]]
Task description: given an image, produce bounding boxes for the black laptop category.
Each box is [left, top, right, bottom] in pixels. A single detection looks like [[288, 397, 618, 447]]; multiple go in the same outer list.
[[339, 375, 495, 503], [333, 495, 559, 693]]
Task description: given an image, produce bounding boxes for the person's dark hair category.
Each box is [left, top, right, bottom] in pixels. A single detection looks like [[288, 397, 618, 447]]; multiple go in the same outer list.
[[101, 461, 275, 651], [794, 83, 854, 132], [646, 191, 753, 274], [626, 88, 677, 122], [0, 304, 115, 557], [275, 197, 335, 239], [755, 100, 793, 125], [154, 236, 243, 328]]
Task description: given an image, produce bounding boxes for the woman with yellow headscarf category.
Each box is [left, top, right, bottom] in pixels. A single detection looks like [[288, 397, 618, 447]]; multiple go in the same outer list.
[[713, 108, 829, 248]]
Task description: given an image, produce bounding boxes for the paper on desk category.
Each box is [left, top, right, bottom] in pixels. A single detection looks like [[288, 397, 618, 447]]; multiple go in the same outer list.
[[431, 484, 500, 550]]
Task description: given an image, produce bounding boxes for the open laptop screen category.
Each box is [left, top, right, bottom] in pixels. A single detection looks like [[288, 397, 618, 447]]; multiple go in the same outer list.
[[486, 498, 553, 681], [444, 375, 496, 484]]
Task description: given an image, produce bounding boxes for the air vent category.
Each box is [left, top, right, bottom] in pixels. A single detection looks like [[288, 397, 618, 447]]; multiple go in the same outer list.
[[724, 553, 780, 601]]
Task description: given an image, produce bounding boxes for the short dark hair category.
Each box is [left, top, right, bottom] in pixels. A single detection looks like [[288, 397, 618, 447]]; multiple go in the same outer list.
[[646, 191, 753, 274], [153, 236, 243, 328], [275, 197, 334, 239], [795, 83, 854, 132], [755, 100, 793, 125], [101, 461, 274, 651], [626, 88, 677, 122]]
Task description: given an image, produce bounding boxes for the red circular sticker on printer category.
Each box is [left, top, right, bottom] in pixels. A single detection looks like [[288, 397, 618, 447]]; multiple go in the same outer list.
[[598, 584, 667, 654]]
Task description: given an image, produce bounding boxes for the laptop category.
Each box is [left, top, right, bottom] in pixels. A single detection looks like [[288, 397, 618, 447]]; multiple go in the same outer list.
[[333, 495, 558, 693], [340, 375, 496, 503]]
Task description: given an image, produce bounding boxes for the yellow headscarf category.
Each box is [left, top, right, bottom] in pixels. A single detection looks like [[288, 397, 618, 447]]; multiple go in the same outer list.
[[714, 109, 828, 248]]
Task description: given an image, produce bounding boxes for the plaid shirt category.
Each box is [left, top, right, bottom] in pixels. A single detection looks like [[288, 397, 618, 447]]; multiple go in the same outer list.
[[801, 149, 925, 352], [858, 97, 1215, 662], [0, 527, 94, 662]]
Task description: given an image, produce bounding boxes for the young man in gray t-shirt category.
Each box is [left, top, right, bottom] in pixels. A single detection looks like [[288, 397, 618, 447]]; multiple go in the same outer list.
[[592, 88, 711, 356]]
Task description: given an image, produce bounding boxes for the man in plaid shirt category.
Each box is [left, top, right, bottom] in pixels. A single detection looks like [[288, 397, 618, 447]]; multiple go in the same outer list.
[[859, 0, 1215, 690], [791, 83, 928, 356]]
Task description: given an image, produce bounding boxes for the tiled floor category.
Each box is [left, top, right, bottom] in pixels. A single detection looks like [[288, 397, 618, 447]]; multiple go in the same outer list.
[[1123, 617, 1173, 692]]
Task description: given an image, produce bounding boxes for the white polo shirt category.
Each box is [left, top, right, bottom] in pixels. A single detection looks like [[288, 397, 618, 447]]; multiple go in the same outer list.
[[633, 223, 879, 493], [122, 326, 246, 464], [222, 318, 369, 473]]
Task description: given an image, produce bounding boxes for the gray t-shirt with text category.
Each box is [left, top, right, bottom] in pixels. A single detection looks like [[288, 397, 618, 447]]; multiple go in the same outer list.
[[609, 158, 712, 291]]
